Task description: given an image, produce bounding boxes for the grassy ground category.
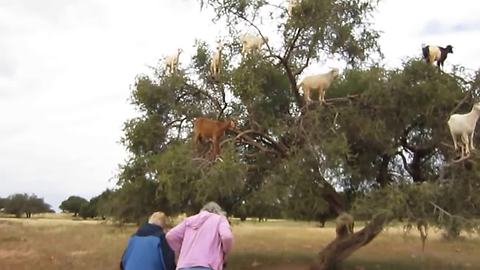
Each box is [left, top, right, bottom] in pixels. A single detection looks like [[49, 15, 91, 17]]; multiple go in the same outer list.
[[0, 215, 479, 270]]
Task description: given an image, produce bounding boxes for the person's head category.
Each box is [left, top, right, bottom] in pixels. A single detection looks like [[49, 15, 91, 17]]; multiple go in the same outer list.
[[201, 201, 226, 216], [148, 211, 167, 227]]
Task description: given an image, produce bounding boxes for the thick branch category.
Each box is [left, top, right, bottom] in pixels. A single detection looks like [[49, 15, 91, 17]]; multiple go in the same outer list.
[[310, 213, 389, 270], [283, 59, 304, 107]]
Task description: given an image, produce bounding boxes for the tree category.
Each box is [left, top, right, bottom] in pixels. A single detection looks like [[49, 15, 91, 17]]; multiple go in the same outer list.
[[79, 201, 97, 220], [0, 197, 6, 210], [59, 196, 88, 217], [114, 0, 480, 268], [3, 193, 52, 218], [4, 194, 28, 218], [24, 194, 52, 218]]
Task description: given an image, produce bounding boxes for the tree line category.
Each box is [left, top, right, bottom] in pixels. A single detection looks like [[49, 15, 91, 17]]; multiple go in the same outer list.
[[0, 194, 52, 218]]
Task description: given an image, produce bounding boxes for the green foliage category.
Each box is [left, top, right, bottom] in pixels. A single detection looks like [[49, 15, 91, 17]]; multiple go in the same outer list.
[[3, 193, 51, 218], [0, 197, 6, 209], [59, 196, 88, 217], [104, 0, 480, 237], [353, 177, 480, 239], [79, 201, 97, 220]]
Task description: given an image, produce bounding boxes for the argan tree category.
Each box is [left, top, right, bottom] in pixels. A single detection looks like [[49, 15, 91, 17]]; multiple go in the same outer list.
[[114, 0, 479, 268]]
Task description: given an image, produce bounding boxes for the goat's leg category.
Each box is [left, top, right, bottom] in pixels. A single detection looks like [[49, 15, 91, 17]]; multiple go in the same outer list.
[[319, 89, 326, 103], [462, 133, 470, 156], [304, 87, 311, 103], [470, 131, 475, 150], [450, 129, 458, 151], [212, 138, 220, 158]]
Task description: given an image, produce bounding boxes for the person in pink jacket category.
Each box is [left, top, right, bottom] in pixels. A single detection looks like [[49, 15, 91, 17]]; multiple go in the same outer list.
[[166, 202, 234, 270]]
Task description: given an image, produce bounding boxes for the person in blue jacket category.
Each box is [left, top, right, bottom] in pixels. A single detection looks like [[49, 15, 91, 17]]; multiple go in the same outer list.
[[120, 212, 176, 270]]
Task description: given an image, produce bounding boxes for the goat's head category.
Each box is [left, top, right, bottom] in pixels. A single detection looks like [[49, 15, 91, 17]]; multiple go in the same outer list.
[[446, 45, 453, 54], [226, 119, 236, 129], [330, 68, 340, 78], [473, 102, 480, 111]]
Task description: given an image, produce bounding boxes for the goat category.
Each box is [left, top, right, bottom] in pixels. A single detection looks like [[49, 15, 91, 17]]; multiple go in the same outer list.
[[298, 68, 340, 104], [417, 219, 428, 252], [240, 34, 268, 56], [403, 218, 428, 251], [422, 45, 453, 70], [335, 212, 354, 239], [447, 102, 480, 159], [193, 117, 235, 158], [164, 48, 183, 75], [287, 0, 301, 16], [210, 43, 223, 80]]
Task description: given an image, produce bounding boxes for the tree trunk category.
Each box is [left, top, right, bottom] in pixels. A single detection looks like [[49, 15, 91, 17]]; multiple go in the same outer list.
[[310, 213, 388, 270]]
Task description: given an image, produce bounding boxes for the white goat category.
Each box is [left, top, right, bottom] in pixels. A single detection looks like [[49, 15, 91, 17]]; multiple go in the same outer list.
[[164, 48, 183, 75], [298, 68, 340, 104], [288, 0, 301, 16], [240, 34, 268, 56], [210, 43, 223, 80], [447, 102, 480, 158]]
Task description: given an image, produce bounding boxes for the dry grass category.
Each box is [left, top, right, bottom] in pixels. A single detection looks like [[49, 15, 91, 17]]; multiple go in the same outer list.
[[0, 216, 479, 270]]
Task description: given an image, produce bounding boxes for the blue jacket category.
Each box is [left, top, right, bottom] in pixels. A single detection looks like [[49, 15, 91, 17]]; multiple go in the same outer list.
[[120, 223, 176, 270]]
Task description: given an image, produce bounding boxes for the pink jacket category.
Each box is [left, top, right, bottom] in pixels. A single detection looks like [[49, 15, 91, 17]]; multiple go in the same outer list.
[[166, 211, 233, 270]]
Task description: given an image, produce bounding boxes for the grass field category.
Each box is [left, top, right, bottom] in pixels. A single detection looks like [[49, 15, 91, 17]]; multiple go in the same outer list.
[[0, 215, 479, 270]]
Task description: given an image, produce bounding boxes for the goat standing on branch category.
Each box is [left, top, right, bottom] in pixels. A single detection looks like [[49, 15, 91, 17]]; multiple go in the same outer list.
[[240, 34, 268, 56], [336, 213, 354, 239], [193, 117, 235, 159], [164, 48, 183, 75], [447, 102, 480, 160], [298, 68, 340, 104], [422, 44, 453, 70], [210, 43, 223, 81]]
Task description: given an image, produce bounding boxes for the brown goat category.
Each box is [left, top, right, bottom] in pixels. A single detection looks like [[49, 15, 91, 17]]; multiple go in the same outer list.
[[193, 117, 235, 158]]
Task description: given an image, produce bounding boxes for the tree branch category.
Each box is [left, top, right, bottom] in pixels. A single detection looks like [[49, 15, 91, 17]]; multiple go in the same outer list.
[[184, 82, 223, 113], [310, 213, 389, 270]]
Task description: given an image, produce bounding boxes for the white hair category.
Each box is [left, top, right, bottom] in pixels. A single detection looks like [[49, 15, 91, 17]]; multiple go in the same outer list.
[[201, 201, 226, 216], [148, 211, 166, 227]]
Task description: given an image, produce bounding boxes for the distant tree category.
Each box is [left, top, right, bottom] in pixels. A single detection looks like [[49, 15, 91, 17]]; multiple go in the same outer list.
[[59, 196, 88, 217], [3, 193, 51, 218], [4, 194, 28, 218], [79, 201, 97, 219], [24, 195, 52, 218], [93, 189, 114, 219], [0, 197, 6, 210]]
